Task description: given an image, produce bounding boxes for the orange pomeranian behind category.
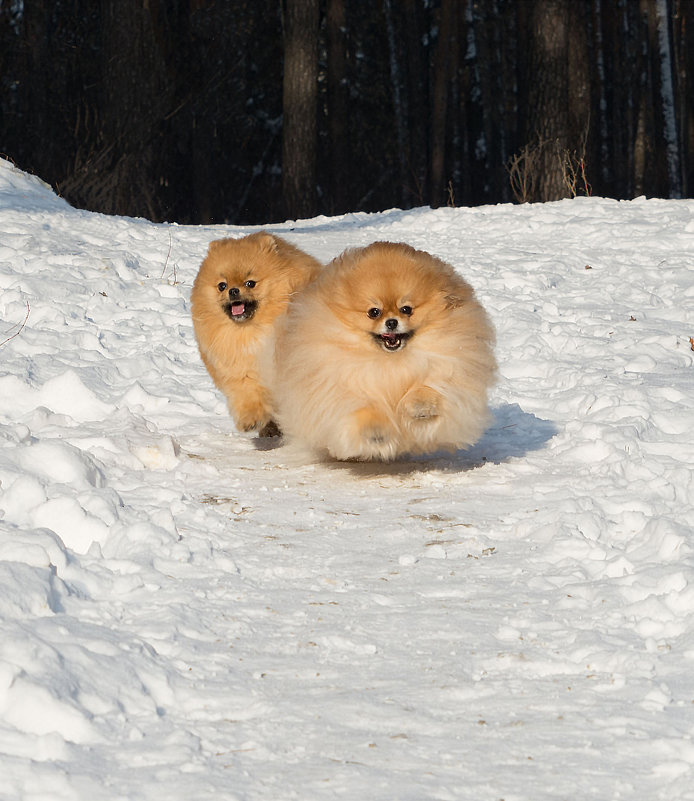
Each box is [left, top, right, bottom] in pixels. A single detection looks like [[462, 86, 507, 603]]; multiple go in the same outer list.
[[191, 232, 322, 436], [267, 241, 497, 461]]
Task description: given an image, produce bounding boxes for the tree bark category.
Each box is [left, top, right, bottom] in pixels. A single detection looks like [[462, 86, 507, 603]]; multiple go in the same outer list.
[[430, 0, 456, 207], [282, 0, 319, 219], [327, 0, 349, 213], [403, 0, 428, 204], [526, 0, 571, 201], [383, 0, 408, 208], [655, 0, 682, 196], [568, 2, 591, 156]]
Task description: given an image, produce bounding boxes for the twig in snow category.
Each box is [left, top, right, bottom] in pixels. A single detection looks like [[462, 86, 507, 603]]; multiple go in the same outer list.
[[0, 300, 30, 348], [160, 230, 178, 284]]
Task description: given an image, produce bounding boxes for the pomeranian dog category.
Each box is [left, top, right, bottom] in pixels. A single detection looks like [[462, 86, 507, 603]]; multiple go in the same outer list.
[[191, 231, 322, 436], [269, 241, 497, 461]]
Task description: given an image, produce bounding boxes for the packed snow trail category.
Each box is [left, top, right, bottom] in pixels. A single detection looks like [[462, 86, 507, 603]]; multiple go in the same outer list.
[[1, 159, 693, 799]]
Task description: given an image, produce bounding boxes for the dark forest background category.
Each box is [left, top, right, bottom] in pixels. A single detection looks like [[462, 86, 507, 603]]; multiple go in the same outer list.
[[1, 0, 693, 225]]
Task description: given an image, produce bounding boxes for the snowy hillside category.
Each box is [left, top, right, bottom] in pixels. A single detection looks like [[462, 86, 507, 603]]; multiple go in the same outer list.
[[1, 157, 693, 800]]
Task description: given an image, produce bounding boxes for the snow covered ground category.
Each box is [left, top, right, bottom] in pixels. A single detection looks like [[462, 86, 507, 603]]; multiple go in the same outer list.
[[0, 156, 693, 800]]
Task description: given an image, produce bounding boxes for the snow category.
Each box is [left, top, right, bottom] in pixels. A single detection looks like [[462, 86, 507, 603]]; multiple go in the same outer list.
[[0, 156, 693, 799]]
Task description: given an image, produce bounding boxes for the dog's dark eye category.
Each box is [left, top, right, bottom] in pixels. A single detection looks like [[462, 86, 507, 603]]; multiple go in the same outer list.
[[245, 280, 256, 288], [217, 281, 227, 292], [399, 305, 413, 316], [367, 308, 381, 319]]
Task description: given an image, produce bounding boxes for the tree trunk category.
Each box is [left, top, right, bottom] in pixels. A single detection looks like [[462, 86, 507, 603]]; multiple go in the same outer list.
[[327, 0, 349, 214], [282, 0, 319, 220], [383, 0, 408, 208], [96, 0, 172, 219], [526, 0, 571, 201], [655, 0, 682, 196], [634, 0, 653, 196], [403, 0, 428, 204], [679, 0, 694, 196], [430, 0, 456, 207], [568, 2, 591, 156]]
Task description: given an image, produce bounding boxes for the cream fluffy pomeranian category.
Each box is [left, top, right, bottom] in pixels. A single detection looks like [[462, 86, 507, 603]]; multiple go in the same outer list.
[[267, 241, 497, 461], [191, 232, 322, 436]]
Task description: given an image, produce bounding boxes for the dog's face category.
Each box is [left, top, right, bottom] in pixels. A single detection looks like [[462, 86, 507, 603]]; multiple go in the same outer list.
[[329, 242, 470, 353], [217, 274, 259, 323], [193, 233, 292, 328], [364, 296, 415, 352]]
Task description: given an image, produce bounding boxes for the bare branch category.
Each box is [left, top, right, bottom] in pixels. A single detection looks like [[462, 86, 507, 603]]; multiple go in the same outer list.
[[0, 300, 30, 349]]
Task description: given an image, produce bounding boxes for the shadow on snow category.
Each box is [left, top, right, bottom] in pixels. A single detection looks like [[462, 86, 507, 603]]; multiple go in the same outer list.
[[255, 403, 557, 479]]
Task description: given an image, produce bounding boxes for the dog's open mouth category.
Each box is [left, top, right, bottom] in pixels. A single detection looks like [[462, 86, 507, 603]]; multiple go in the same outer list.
[[223, 299, 257, 322], [372, 332, 412, 352]]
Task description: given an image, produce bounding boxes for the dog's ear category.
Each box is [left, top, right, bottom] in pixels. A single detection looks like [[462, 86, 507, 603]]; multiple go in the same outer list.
[[444, 282, 473, 308], [444, 293, 466, 309], [207, 238, 228, 254], [256, 232, 279, 253]]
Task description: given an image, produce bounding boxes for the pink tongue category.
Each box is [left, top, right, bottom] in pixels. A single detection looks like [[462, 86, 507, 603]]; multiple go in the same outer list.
[[231, 302, 245, 316]]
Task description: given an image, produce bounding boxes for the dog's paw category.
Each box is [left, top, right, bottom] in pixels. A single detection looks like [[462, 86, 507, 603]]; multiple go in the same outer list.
[[234, 406, 273, 434], [352, 407, 397, 451], [400, 387, 441, 422], [238, 418, 261, 432], [257, 420, 282, 438], [229, 387, 274, 435], [407, 400, 439, 421], [363, 425, 391, 445]]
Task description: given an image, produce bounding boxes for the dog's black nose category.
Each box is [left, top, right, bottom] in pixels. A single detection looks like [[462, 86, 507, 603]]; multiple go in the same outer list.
[[229, 287, 240, 297], [385, 318, 398, 330]]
